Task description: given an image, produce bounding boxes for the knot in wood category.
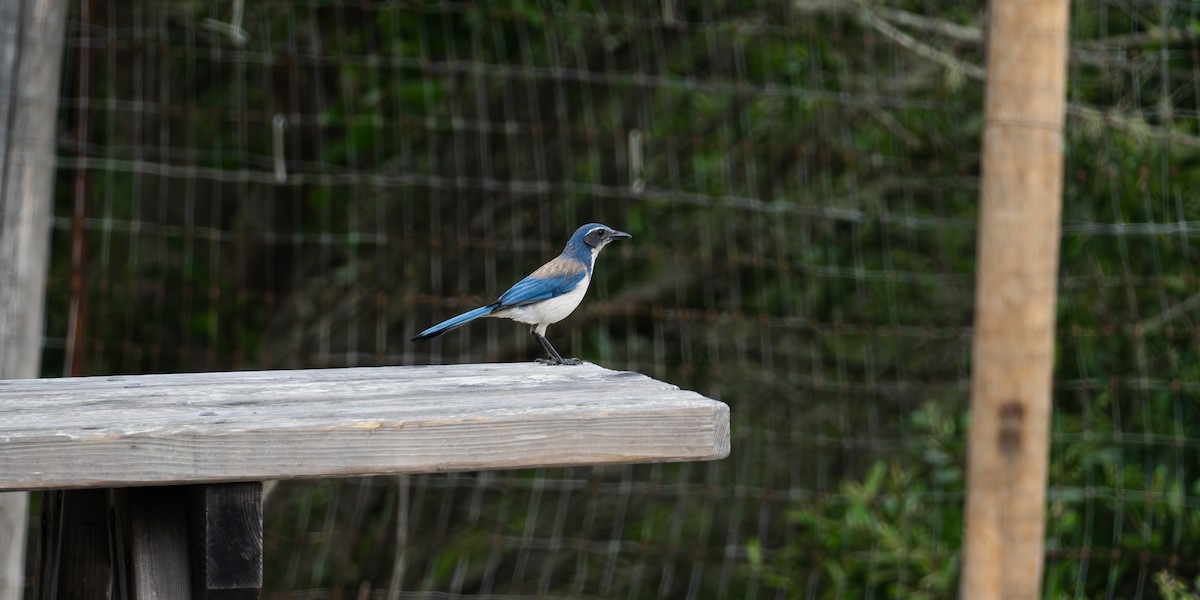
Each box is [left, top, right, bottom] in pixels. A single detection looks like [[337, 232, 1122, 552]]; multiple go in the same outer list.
[[997, 400, 1025, 458]]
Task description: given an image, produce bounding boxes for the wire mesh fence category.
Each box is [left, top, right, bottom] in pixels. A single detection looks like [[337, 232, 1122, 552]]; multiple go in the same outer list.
[[33, 0, 1200, 597]]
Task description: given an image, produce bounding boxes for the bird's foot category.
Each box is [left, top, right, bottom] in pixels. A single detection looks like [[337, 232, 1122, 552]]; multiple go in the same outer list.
[[535, 357, 584, 366]]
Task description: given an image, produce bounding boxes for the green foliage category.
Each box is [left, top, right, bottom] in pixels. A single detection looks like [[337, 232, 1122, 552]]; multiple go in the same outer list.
[[1157, 571, 1200, 600], [753, 402, 964, 599]]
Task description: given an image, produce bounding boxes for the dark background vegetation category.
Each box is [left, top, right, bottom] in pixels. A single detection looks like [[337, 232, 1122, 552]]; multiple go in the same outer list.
[[40, 0, 1200, 597]]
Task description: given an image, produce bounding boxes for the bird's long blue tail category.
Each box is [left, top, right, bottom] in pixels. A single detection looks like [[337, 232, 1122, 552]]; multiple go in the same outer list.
[[411, 303, 500, 342]]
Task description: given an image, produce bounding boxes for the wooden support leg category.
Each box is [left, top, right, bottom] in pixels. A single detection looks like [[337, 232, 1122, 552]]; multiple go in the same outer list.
[[31, 483, 263, 599], [34, 489, 112, 600], [109, 483, 263, 600], [112, 487, 192, 599], [187, 483, 263, 600]]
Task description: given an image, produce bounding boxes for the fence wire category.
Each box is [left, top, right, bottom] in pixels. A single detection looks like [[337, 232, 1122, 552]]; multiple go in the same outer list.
[[34, 0, 1200, 598]]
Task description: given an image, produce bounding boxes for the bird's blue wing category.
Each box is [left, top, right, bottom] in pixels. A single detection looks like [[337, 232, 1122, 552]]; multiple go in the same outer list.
[[498, 267, 587, 308]]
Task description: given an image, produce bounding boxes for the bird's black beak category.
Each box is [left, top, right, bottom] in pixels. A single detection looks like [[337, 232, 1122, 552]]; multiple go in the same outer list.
[[611, 230, 632, 240]]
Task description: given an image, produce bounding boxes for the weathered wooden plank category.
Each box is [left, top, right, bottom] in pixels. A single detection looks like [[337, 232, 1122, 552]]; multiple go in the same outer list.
[[33, 489, 112, 599], [113, 488, 192, 599], [0, 363, 729, 490], [188, 483, 262, 600]]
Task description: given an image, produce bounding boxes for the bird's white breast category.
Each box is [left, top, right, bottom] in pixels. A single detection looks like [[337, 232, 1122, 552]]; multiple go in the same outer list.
[[492, 275, 591, 326]]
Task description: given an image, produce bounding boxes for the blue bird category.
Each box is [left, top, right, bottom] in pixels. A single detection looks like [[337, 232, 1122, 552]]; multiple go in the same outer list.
[[412, 223, 632, 365]]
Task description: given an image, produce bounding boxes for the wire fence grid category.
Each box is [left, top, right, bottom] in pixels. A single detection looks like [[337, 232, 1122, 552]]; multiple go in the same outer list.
[[29, 0, 1200, 598]]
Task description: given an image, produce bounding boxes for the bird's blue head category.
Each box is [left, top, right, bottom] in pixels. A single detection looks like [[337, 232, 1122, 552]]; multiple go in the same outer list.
[[563, 223, 631, 263]]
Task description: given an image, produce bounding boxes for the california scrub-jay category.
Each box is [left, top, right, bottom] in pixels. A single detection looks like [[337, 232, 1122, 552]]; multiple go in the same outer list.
[[412, 223, 631, 365]]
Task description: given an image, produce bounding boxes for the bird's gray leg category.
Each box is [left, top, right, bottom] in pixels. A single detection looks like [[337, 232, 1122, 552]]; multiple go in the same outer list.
[[533, 331, 582, 365]]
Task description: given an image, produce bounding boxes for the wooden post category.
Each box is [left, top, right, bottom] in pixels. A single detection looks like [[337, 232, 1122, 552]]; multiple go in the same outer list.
[[113, 487, 196, 599], [960, 0, 1070, 599], [0, 0, 68, 595], [187, 483, 263, 600], [33, 490, 112, 600], [31, 484, 265, 600]]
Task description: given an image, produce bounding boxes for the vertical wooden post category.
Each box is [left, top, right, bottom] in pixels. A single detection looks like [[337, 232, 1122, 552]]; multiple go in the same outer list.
[[113, 488, 194, 599], [0, 0, 68, 596], [188, 483, 263, 600], [33, 490, 112, 600], [109, 484, 264, 600], [960, 0, 1070, 599]]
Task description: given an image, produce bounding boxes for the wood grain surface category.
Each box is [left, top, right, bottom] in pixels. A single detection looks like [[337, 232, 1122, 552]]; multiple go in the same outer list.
[[0, 363, 729, 491], [959, 0, 1069, 597]]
